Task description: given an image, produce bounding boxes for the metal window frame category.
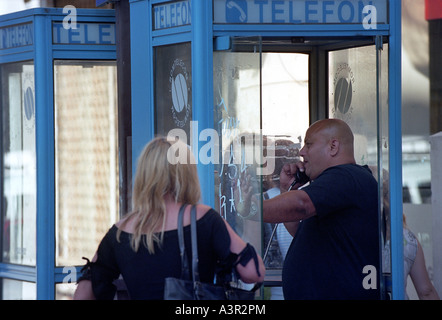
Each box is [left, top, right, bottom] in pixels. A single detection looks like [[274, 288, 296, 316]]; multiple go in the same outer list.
[[0, 8, 117, 300]]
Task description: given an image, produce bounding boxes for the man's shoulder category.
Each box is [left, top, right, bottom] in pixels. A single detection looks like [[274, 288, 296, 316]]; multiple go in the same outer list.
[[314, 164, 376, 189], [324, 163, 373, 177]]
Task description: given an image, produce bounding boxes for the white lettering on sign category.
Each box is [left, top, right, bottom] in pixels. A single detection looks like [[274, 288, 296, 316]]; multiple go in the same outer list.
[[0, 23, 33, 50], [52, 22, 116, 45], [153, 0, 192, 30], [213, 0, 387, 25]]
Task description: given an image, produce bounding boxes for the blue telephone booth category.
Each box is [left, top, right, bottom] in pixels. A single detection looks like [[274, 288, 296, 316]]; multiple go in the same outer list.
[[128, 0, 403, 299], [0, 8, 117, 300], [1, 0, 404, 300]]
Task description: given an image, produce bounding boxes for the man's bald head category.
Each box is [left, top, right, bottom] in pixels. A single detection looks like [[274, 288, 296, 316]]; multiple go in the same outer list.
[[308, 119, 355, 154], [300, 119, 356, 179]]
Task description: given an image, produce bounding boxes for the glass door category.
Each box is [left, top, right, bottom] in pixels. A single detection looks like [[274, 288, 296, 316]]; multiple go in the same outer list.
[[328, 40, 389, 299], [213, 37, 264, 263], [260, 51, 310, 298], [1, 60, 36, 300], [213, 36, 389, 299], [213, 38, 311, 296]]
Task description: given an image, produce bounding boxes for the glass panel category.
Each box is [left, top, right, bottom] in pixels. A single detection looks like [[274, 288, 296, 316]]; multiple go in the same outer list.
[[329, 43, 389, 298], [154, 42, 192, 137], [1, 278, 36, 300], [1, 61, 36, 266], [329, 45, 378, 166], [261, 52, 309, 299], [54, 60, 119, 267], [56, 283, 76, 300], [213, 37, 263, 259]]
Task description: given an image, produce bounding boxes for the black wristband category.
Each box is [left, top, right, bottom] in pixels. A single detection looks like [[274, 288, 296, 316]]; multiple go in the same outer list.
[[234, 243, 261, 277], [76, 257, 92, 283]]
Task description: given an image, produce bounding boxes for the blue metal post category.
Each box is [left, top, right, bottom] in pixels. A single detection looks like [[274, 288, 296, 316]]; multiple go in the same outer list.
[[34, 14, 55, 300], [130, 0, 154, 173], [389, 0, 404, 300], [192, 0, 214, 206]]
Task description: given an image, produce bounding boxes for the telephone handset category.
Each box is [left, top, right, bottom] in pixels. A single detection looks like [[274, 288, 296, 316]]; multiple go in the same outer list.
[[288, 170, 310, 191]]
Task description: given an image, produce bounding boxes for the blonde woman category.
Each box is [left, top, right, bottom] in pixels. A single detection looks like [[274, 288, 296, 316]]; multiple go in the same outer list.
[[74, 137, 265, 300]]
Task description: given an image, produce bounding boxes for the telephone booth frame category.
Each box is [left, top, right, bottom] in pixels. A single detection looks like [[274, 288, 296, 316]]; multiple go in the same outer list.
[[128, 0, 403, 300], [0, 8, 116, 300], [0, 0, 404, 300]]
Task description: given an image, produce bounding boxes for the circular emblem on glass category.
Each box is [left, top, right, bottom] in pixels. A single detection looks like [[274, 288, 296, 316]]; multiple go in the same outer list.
[[332, 63, 355, 121], [169, 58, 190, 128]]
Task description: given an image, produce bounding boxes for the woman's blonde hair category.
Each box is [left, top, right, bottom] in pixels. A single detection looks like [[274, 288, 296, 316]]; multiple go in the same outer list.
[[118, 136, 201, 253]]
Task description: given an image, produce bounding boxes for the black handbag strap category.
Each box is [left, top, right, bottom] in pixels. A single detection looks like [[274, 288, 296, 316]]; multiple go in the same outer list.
[[190, 205, 200, 283], [177, 204, 189, 280], [177, 204, 200, 283]]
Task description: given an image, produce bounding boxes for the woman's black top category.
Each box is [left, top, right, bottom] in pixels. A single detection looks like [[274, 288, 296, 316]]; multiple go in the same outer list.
[[90, 208, 232, 300]]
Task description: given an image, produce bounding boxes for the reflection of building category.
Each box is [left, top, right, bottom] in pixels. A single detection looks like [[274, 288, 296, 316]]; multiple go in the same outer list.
[[54, 62, 119, 267], [54, 62, 119, 299]]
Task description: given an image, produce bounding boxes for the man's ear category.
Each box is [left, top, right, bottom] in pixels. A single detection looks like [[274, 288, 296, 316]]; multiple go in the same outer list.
[[329, 139, 339, 156]]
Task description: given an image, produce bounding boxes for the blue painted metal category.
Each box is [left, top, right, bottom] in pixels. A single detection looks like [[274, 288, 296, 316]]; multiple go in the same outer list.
[[152, 25, 192, 39], [0, 264, 36, 282], [0, 8, 116, 300], [192, 0, 215, 207], [1, 0, 403, 300], [388, 0, 404, 300], [151, 32, 192, 46], [34, 13, 56, 300], [130, 0, 154, 172]]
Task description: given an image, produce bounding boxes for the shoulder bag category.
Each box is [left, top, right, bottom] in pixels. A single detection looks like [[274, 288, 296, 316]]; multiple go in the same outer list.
[[164, 204, 260, 300]]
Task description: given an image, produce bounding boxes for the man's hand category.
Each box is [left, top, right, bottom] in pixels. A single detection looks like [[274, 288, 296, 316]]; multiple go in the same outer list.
[[279, 162, 306, 193]]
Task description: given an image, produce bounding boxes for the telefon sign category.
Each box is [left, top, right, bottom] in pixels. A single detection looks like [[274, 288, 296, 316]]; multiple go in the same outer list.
[[54, 5, 115, 45], [214, 0, 386, 28], [153, 0, 192, 30], [0, 23, 33, 50], [53, 22, 116, 45]]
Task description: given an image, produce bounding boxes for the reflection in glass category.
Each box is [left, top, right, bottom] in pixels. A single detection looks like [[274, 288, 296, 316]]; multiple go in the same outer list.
[[213, 43, 263, 256], [1, 278, 36, 300], [213, 43, 311, 299], [1, 61, 36, 266], [54, 60, 119, 267], [260, 52, 309, 274], [329, 44, 390, 298], [329, 45, 379, 166], [56, 282, 76, 300]]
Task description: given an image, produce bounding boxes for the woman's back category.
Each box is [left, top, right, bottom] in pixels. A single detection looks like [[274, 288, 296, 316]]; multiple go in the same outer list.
[[92, 208, 232, 300], [74, 137, 265, 300]]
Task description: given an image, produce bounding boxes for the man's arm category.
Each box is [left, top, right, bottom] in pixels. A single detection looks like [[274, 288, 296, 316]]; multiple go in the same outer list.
[[263, 189, 316, 224], [283, 221, 301, 237]]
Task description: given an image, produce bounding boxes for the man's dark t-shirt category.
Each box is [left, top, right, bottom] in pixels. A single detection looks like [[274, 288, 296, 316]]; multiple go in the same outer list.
[[282, 164, 381, 300]]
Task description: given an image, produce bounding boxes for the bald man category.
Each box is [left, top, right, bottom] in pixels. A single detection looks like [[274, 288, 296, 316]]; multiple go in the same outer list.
[[264, 119, 381, 300]]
